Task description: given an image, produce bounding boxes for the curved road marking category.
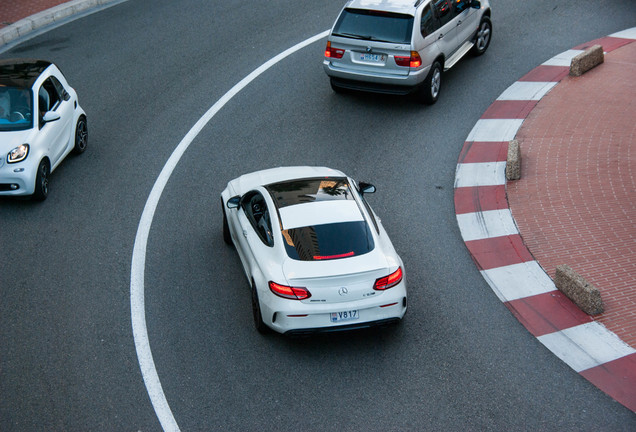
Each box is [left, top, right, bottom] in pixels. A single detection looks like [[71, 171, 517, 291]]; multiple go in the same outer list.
[[130, 30, 329, 431]]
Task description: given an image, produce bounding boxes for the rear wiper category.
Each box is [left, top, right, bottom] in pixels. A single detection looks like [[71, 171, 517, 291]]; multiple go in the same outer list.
[[333, 32, 395, 43]]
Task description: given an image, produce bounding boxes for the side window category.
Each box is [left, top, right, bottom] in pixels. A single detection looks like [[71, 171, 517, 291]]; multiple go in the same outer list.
[[420, 4, 439, 37], [38, 78, 61, 117], [452, 0, 471, 17], [241, 192, 274, 247], [50, 76, 69, 101], [433, 0, 453, 27]]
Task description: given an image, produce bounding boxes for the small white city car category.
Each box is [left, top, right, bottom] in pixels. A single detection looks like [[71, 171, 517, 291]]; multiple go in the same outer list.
[[221, 167, 407, 335], [0, 59, 87, 200]]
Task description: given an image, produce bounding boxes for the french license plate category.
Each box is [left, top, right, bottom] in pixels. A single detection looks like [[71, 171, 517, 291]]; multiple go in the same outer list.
[[330, 310, 359, 323], [358, 53, 385, 63]]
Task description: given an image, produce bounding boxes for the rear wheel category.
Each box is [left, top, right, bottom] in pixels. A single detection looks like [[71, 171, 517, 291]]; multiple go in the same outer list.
[[251, 283, 269, 334], [471, 17, 492, 56], [32, 159, 49, 201], [420, 61, 442, 105], [73, 115, 88, 154]]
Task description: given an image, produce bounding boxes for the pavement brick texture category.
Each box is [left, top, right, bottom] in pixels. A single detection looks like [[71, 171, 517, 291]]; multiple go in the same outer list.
[[0, 0, 69, 28], [508, 42, 636, 349]]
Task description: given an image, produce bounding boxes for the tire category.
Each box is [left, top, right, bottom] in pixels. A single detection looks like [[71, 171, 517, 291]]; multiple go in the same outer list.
[[32, 159, 49, 201], [251, 283, 269, 334], [471, 16, 492, 56], [420, 61, 442, 105], [73, 115, 88, 155], [222, 201, 233, 245]]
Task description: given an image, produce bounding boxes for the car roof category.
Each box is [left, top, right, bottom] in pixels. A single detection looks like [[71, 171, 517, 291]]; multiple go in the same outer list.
[[0, 59, 52, 88], [344, 0, 423, 14]]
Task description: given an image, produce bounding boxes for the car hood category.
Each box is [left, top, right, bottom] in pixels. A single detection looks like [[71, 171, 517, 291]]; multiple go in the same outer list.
[[0, 129, 35, 153], [282, 249, 394, 304]]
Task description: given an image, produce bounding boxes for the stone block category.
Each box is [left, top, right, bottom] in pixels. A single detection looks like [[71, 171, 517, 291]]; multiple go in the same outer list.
[[506, 139, 521, 181], [570, 45, 604, 77], [555, 264, 604, 315]]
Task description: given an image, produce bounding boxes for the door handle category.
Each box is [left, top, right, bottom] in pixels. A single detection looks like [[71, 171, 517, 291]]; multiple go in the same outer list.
[[438, 33, 444, 39], [243, 230, 248, 237], [457, 20, 462, 25]]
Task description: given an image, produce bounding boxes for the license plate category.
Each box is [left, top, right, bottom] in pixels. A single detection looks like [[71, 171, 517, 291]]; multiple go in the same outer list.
[[330, 310, 359, 323], [358, 53, 385, 63]]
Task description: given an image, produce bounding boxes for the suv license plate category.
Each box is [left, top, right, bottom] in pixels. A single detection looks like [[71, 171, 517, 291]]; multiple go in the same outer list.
[[359, 53, 385, 63], [331, 310, 359, 322]]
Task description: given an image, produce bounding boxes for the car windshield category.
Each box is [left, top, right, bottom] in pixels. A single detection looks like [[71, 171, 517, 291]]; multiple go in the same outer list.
[[282, 221, 375, 261], [0, 86, 33, 131], [332, 8, 414, 44]]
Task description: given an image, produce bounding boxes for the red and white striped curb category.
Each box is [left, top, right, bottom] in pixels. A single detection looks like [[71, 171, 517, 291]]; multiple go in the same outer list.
[[454, 28, 636, 412]]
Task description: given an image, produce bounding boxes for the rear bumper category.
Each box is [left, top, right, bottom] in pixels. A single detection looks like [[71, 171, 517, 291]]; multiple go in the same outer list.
[[284, 316, 402, 336]]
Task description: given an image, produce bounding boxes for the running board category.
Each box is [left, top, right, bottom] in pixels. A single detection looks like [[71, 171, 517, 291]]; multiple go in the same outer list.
[[444, 41, 474, 71]]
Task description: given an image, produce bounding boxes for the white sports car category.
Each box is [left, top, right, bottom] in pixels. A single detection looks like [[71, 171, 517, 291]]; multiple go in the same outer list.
[[221, 167, 407, 335], [0, 59, 87, 200]]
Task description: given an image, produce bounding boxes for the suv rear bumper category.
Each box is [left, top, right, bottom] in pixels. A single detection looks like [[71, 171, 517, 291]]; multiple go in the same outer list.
[[324, 61, 431, 94]]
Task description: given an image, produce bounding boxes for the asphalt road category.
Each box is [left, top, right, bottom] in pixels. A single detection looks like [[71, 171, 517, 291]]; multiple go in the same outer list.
[[1, 0, 635, 430]]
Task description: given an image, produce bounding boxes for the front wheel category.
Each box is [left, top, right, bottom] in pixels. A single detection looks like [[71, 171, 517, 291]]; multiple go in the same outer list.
[[471, 17, 492, 56], [222, 200, 233, 245], [420, 61, 442, 105], [32, 160, 49, 201]]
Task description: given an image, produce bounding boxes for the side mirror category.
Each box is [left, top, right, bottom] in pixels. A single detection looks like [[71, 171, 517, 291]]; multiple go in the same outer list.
[[470, 0, 481, 9], [42, 111, 61, 123], [359, 182, 376, 195], [226, 196, 241, 209]]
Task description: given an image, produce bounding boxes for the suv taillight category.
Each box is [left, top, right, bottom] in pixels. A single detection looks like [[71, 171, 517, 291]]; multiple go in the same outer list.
[[269, 281, 311, 300], [325, 41, 345, 59], [395, 51, 422, 68], [373, 267, 403, 290]]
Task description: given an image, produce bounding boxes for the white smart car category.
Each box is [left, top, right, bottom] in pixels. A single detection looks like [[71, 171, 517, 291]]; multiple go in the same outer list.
[[0, 59, 87, 200], [221, 167, 407, 335]]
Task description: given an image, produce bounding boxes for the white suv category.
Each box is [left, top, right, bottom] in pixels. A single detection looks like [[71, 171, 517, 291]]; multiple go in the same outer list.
[[324, 0, 492, 104]]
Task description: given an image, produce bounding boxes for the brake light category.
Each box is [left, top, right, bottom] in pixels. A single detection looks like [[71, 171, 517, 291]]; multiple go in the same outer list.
[[373, 267, 403, 290], [395, 52, 422, 68], [313, 251, 355, 260], [269, 281, 311, 300], [325, 41, 345, 59]]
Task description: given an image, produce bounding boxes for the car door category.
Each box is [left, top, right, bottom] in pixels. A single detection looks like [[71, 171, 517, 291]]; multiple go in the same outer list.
[[38, 76, 73, 168], [431, 0, 460, 57], [235, 191, 275, 282], [453, 0, 480, 46]]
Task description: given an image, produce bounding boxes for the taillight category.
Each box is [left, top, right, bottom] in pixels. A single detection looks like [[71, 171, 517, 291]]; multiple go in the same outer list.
[[269, 281, 311, 300], [325, 41, 344, 59], [395, 52, 422, 68], [373, 267, 403, 290]]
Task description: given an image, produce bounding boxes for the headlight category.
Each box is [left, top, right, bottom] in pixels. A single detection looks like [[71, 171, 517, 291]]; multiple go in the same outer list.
[[8, 144, 29, 163]]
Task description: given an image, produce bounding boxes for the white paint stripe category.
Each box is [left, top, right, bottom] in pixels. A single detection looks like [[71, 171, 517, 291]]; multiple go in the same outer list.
[[130, 30, 330, 432], [542, 49, 584, 66], [454, 161, 506, 188], [609, 27, 636, 40], [481, 261, 556, 302], [456, 209, 519, 242], [538, 322, 636, 373], [466, 119, 524, 142], [496, 81, 557, 101]]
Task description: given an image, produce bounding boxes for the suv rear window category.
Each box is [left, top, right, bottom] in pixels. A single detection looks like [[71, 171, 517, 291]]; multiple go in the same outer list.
[[332, 8, 414, 44], [282, 221, 375, 261]]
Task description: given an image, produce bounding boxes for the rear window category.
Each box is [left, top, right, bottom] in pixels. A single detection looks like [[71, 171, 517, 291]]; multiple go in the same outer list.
[[282, 221, 375, 261], [332, 8, 414, 44]]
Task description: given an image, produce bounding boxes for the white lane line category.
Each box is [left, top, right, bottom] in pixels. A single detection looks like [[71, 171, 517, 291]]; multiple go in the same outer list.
[[130, 30, 330, 432], [496, 81, 557, 101], [454, 161, 506, 188], [456, 209, 519, 242], [466, 119, 524, 142]]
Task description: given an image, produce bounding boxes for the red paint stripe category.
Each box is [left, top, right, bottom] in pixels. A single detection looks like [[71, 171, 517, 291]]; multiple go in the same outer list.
[[458, 141, 508, 163], [481, 100, 538, 119], [580, 353, 636, 412], [454, 185, 508, 215], [519, 65, 569, 82], [505, 291, 593, 337], [573, 36, 633, 53], [465, 235, 534, 270]]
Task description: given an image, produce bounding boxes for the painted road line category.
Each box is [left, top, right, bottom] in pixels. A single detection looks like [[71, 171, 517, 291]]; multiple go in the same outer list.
[[466, 119, 524, 142], [454, 161, 506, 188], [496, 81, 557, 101], [481, 261, 556, 302]]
